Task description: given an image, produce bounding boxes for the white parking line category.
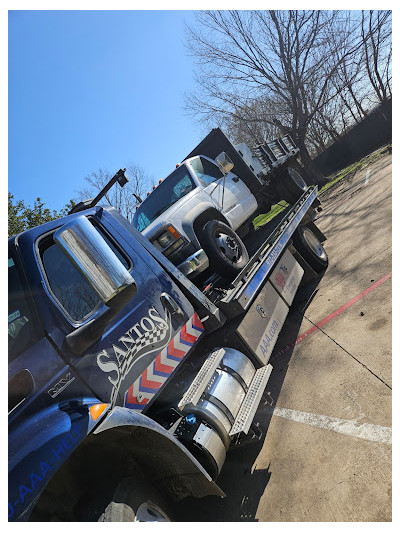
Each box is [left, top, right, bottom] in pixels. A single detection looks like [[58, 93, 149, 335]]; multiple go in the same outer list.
[[364, 168, 371, 185], [269, 406, 392, 445]]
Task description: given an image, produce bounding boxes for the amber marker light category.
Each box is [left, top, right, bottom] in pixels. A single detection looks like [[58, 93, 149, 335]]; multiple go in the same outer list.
[[90, 403, 108, 421], [168, 225, 181, 239]]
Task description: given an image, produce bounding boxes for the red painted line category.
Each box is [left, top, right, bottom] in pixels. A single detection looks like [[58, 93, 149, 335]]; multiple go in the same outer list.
[[274, 272, 392, 358]]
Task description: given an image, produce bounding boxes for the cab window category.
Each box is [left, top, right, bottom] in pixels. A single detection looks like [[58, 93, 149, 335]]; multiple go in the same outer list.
[[41, 241, 100, 323], [190, 156, 224, 186]]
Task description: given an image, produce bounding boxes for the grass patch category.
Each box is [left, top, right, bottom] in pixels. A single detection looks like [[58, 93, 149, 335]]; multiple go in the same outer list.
[[318, 143, 391, 194], [252, 143, 390, 229], [253, 201, 289, 228]]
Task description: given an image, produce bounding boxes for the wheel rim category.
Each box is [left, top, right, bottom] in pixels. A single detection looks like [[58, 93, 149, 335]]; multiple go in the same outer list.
[[288, 168, 307, 190], [214, 231, 241, 264], [135, 502, 170, 522], [303, 229, 327, 260]]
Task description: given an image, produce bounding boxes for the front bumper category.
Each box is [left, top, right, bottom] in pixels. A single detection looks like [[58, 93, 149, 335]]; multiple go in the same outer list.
[[177, 249, 209, 278]]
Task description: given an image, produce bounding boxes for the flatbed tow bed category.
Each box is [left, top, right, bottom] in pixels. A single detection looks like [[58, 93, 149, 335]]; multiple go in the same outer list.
[[134, 186, 325, 404], [137, 186, 323, 330], [96, 186, 325, 461], [160, 187, 327, 445]]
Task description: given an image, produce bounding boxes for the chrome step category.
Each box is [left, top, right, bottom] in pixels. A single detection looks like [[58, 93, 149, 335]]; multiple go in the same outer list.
[[229, 364, 273, 436], [178, 348, 225, 410]]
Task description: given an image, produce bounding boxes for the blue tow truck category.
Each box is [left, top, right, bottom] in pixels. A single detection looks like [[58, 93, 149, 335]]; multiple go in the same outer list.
[[8, 150, 328, 521]]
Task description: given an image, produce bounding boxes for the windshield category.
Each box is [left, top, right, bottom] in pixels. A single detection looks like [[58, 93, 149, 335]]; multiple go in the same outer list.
[[133, 165, 196, 232]]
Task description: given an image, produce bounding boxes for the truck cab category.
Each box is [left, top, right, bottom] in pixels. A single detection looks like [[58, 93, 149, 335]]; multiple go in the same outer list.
[[8, 207, 208, 521], [132, 154, 257, 278]]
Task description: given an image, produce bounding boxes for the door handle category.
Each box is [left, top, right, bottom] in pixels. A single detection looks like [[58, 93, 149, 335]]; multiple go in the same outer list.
[[232, 177, 240, 182], [160, 293, 185, 321]]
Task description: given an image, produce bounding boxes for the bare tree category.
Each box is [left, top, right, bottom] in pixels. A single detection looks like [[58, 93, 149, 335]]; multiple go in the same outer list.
[[328, 30, 368, 125], [76, 163, 151, 223], [185, 10, 391, 183], [217, 98, 285, 146], [361, 10, 392, 104], [325, 10, 391, 131], [186, 11, 358, 183]]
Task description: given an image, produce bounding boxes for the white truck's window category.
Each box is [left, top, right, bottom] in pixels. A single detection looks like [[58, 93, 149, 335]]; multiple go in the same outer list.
[[133, 166, 195, 232], [190, 156, 223, 186]]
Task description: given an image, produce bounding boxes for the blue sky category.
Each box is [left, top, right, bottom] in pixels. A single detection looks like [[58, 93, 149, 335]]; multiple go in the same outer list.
[[8, 10, 208, 212]]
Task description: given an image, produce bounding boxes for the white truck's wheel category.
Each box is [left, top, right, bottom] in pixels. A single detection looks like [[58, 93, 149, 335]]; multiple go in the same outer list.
[[99, 478, 171, 522], [275, 166, 308, 205], [200, 220, 249, 276], [292, 225, 328, 273]]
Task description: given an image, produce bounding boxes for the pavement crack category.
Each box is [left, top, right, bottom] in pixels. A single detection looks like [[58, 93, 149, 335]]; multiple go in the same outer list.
[[303, 316, 392, 391]]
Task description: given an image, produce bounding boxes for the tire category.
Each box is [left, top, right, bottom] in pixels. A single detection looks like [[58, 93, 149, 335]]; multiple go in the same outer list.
[[275, 166, 308, 205], [99, 478, 171, 522], [199, 220, 249, 276], [292, 225, 328, 273]]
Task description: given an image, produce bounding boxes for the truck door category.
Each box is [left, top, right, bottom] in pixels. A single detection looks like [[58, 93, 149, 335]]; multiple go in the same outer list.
[[189, 156, 256, 229], [26, 209, 203, 413], [8, 246, 67, 420], [8, 242, 98, 521]]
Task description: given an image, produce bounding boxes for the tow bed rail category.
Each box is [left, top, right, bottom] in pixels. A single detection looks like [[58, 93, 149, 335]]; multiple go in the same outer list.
[[213, 186, 318, 318]]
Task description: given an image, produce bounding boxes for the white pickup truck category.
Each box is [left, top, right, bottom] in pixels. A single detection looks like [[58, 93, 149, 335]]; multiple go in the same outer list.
[[132, 128, 315, 279]]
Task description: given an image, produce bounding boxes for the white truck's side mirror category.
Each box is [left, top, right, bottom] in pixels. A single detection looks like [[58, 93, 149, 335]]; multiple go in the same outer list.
[[215, 152, 234, 175]]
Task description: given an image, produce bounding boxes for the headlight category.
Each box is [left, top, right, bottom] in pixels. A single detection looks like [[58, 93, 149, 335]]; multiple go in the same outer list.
[[158, 231, 175, 248], [156, 226, 181, 248]]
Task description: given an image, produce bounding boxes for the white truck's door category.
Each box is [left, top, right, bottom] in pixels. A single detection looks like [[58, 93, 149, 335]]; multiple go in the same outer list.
[[189, 156, 257, 229]]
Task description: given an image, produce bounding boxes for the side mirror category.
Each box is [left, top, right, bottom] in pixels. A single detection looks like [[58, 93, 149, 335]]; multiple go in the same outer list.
[[215, 152, 234, 175], [54, 215, 137, 311]]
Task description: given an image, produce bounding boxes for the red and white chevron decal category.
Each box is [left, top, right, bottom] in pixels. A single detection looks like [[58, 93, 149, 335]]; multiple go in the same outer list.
[[124, 313, 204, 410]]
